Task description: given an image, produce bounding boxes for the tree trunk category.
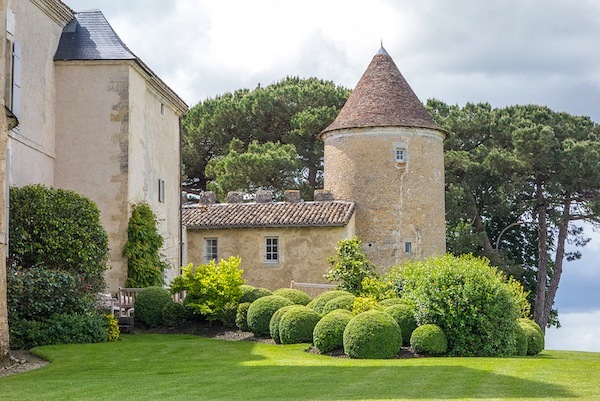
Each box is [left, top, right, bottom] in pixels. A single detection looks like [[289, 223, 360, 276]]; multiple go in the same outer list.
[[307, 166, 317, 191], [543, 196, 572, 330], [534, 181, 549, 332]]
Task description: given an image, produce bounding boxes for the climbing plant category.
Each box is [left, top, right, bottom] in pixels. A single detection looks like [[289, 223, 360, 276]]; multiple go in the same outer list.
[[123, 203, 169, 287]]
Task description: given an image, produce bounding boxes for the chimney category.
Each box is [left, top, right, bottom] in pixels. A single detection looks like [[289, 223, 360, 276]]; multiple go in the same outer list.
[[198, 191, 216, 204], [255, 190, 273, 203], [314, 189, 334, 202], [227, 191, 244, 204], [284, 190, 301, 203]]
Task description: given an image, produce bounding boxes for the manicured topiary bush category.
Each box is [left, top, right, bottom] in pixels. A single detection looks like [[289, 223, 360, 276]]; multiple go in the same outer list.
[[514, 322, 528, 356], [272, 288, 312, 305], [162, 301, 187, 327], [393, 254, 529, 356], [378, 298, 409, 308], [269, 305, 297, 343], [247, 295, 294, 336], [307, 290, 353, 314], [384, 303, 417, 346], [410, 324, 447, 356], [313, 309, 352, 353], [240, 285, 273, 303], [236, 302, 252, 331], [279, 306, 321, 344], [519, 318, 544, 355], [134, 286, 172, 327], [322, 294, 356, 315], [343, 310, 402, 359]]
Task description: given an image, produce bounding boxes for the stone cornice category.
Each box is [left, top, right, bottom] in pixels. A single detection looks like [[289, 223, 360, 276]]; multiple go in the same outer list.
[[31, 0, 74, 26]]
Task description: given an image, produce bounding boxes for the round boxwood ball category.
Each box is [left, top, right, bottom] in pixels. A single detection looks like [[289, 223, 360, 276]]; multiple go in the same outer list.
[[313, 309, 353, 353], [519, 318, 544, 355], [410, 324, 447, 356], [162, 301, 187, 327], [514, 322, 528, 356], [343, 310, 402, 359], [307, 290, 354, 314], [322, 294, 356, 315], [384, 304, 417, 346], [247, 295, 294, 336], [272, 288, 312, 305], [235, 302, 252, 331], [378, 298, 409, 308], [279, 306, 321, 344], [240, 285, 273, 303], [269, 305, 297, 343], [134, 286, 172, 327]]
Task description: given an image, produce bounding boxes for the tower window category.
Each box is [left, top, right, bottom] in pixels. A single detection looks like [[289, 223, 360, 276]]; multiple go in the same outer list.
[[395, 146, 406, 163], [158, 178, 165, 203], [405, 241, 412, 254]]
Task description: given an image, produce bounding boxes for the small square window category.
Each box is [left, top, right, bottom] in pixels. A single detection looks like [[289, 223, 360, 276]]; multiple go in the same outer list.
[[158, 179, 165, 203], [265, 237, 279, 263], [204, 238, 218, 263]]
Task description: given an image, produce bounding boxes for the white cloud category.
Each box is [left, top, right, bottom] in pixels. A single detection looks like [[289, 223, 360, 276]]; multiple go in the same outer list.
[[545, 310, 600, 352]]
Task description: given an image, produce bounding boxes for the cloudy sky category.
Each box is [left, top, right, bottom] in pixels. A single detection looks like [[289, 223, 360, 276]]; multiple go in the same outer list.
[[65, 0, 600, 351]]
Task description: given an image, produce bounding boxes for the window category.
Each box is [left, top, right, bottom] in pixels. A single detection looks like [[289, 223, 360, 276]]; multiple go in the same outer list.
[[204, 238, 218, 263], [265, 237, 279, 263], [158, 178, 165, 203], [405, 241, 412, 254], [160, 102, 165, 116], [395, 146, 406, 163]]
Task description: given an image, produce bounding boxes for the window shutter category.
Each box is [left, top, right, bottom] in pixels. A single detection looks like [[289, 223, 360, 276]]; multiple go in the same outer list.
[[12, 42, 21, 118]]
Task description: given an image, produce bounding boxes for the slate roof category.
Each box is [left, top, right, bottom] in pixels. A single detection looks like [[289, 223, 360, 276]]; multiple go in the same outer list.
[[54, 10, 135, 61], [183, 201, 355, 229], [320, 46, 441, 136]]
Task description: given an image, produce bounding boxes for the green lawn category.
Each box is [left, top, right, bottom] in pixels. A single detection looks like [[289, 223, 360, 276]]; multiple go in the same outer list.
[[1, 334, 599, 401]]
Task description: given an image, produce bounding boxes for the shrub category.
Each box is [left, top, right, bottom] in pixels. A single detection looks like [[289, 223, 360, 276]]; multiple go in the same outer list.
[[9, 314, 107, 349], [269, 305, 297, 343], [247, 295, 294, 336], [410, 324, 447, 356], [307, 290, 354, 314], [162, 301, 187, 327], [104, 314, 120, 342], [359, 276, 397, 301], [351, 296, 381, 314], [123, 203, 170, 287], [384, 304, 417, 346], [279, 306, 321, 344], [393, 254, 529, 356], [236, 302, 252, 331], [8, 184, 109, 294], [134, 286, 172, 327], [322, 294, 356, 315], [313, 310, 352, 353], [325, 237, 377, 295], [272, 288, 312, 305], [343, 310, 402, 359], [171, 257, 245, 324], [519, 318, 544, 355], [240, 285, 272, 303], [378, 298, 408, 308], [514, 323, 528, 356]]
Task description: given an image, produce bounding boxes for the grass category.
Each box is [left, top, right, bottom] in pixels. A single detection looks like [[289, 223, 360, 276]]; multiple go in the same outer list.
[[1, 334, 599, 401]]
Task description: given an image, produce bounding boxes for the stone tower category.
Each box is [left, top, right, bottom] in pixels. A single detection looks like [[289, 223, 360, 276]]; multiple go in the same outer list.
[[320, 47, 446, 269]]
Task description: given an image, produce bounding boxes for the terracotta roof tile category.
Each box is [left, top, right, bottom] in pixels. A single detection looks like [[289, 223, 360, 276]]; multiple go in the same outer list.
[[320, 46, 441, 136], [182, 201, 355, 229]]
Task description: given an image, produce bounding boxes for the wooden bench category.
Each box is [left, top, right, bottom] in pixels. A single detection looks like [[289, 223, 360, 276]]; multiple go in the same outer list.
[[117, 287, 186, 317], [290, 281, 336, 298]]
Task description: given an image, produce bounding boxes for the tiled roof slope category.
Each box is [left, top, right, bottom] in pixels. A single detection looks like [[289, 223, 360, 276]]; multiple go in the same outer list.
[[321, 46, 441, 136], [54, 10, 135, 60], [183, 201, 355, 229]]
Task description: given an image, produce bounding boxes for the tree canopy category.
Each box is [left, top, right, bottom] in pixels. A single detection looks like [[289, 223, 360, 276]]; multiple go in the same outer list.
[[428, 99, 600, 330], [182, 76, 350, 199]]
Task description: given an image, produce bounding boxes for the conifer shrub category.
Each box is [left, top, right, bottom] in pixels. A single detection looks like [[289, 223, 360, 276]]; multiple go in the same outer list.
[[269, 305, 297, 343], [104, 314, 120, 342], [273, 288, 312, 305], [236, 302, 252, 331], [384, 303, 417, 346], [247, 295, 294, 336], [410, 324, 447, 356], [307, 290, 354, 314], [519, 318, 544, 355], [278, 306, 321, 344], [514, 322, 528, 356], [162, 301, 187, 327], [313, 309, 352, 353], [239, 285, 272, 303], [343, 310, 402, 359], [134, 286, 172, 327], [322, 294, 356, 315]]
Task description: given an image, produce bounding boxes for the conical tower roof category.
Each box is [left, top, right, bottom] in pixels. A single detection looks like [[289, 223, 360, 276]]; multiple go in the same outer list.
[[321, 47, 440, 136]]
